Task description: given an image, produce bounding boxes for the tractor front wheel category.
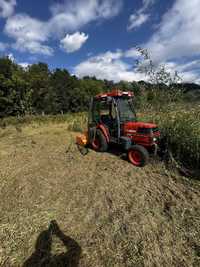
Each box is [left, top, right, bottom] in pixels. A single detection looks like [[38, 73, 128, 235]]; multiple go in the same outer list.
[[92, 129, 108, 152], [128, 145, 149, 167]]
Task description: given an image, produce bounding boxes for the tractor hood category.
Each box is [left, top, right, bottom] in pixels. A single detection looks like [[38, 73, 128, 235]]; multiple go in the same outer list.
[[123, 121, 158, 133]]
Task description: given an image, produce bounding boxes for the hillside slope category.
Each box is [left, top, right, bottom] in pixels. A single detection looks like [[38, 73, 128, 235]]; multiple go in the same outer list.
[[0, 122, 199, 267]]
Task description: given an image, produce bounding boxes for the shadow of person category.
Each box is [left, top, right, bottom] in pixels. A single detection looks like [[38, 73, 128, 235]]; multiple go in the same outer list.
[[23, 220, 81, 267]]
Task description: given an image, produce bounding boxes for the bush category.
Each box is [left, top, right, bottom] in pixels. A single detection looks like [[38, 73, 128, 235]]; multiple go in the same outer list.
[[141, 105, 200, 169]]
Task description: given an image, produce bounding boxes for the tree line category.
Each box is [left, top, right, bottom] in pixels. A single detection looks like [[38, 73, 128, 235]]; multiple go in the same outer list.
[[0, 56, 198, 118], [0, 57, 107, 117]]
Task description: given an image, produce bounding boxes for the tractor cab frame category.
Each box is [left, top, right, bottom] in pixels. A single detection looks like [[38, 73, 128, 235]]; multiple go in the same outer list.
[[88, 91, 136, 144], [87, 90, 161, 167]]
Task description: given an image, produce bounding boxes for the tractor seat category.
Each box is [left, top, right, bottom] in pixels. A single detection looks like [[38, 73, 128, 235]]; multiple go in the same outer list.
[[100, 115, 113, 127], [100, 115, 118, 137]]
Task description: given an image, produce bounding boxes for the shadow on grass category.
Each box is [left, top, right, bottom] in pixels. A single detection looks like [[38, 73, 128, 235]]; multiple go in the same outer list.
[[93, 144, 200, 180], [106, 144, 128, 161], [23, 220, 81, 267]]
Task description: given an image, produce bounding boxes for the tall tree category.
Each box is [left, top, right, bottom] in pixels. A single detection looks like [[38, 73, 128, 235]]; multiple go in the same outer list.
[[27, 63, 50, 114]]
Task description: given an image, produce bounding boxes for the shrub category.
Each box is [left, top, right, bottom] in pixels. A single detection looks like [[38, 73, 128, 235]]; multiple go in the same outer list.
[[141, 105, 200, 169]]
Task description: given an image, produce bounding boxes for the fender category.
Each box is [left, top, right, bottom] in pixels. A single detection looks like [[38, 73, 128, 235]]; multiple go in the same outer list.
[[97, 124, 110, 143]]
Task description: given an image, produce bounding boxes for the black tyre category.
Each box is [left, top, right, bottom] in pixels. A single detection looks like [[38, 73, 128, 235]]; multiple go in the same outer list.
[[92, 129, 108, 152], [128, 145, 149, 167]]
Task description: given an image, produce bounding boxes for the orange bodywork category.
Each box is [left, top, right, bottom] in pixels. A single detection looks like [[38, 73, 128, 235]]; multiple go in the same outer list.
[[76, 132, 89, 146]]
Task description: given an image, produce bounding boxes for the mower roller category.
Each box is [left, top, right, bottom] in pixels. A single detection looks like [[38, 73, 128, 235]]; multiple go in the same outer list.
[[76, 89, 161, 167]]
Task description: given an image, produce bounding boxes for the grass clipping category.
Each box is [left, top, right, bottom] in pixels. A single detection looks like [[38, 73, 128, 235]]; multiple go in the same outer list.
[[0, 114, 200, 266]]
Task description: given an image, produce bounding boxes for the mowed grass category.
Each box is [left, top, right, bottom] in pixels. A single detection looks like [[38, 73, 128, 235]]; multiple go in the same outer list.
[[0, 119, 200, 267]]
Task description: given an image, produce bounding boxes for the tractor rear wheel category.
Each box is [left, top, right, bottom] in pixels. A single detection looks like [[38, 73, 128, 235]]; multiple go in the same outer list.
[[128, 145, 149, 167], [92, 129, 108, 152]]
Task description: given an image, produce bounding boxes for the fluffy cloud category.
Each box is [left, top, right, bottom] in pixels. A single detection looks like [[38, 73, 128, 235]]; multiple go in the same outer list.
[[0, 0, 16, 18], [138, 0, 200, 83], [127, 0, 155, 30], [74, 47, 200, 84], [74, 50, 146, 82], [13, 40, 53, 56], [124, 47, 140, 58], [164, 60, 200, 84], [5, 14, 49, 42], [4, 0, 122, 55], [49, 0, 122, 37], [60, 32, 88, 53], [146, 0, 200, 63], [5, 14, 53, 55], [18, 62, 30, 69]]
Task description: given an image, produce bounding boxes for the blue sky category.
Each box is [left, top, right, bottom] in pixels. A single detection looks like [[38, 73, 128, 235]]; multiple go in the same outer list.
[[0, 0, 200, 83]]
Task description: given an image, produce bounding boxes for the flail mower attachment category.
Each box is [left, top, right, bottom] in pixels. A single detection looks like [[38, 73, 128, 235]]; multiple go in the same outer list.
[[76, 132, 89, 156]]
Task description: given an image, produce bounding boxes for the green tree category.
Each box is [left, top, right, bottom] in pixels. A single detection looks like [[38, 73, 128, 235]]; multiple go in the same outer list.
[[0, 57, 17, 117], [49, 69, 77, 114], [27, 63, 50, 114]]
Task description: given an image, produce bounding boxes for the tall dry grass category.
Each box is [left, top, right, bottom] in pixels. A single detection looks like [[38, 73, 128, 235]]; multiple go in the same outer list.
[[140, 104, 200, 170], [0, 113, 87, 128]]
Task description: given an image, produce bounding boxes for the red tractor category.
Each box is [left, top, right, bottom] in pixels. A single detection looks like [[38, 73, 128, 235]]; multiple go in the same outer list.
[[77, 89, 161, 167]]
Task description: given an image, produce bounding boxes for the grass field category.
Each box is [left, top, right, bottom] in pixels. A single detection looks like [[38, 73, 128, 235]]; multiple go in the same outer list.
[[0, 118, 200, 266]]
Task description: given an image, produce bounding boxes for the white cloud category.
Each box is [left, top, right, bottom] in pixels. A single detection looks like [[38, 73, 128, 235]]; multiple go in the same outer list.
[[18, 62, 30, 69], [4, 0, 122, 55], [124, 47, 140, 58], [49, 0, 122, 37], [165, 60, 200, 74], [128, 13, 149, 31], [74, 50, 146, 82], [136, 0, 200, 84], [13, 39, 53, 56], [127, 0, 155, 30], [0, 0, 16, 18], [5, 14, 53, 55], [60, 32, 88, 53], [164, 60, 200, 84], [5, 14, 49, 42], [146, 0, 200, 63], [8, 52, 14, 61], [142, 0, 155, 11], [74, 47, 200, 84]]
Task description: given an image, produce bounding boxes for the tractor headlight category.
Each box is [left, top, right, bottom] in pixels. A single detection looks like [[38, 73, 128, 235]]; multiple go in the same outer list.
[[153, 137, 157, 142]]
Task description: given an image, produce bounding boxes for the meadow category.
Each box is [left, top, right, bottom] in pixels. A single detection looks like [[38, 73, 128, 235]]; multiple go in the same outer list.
[[0, 104, 199, 267]]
